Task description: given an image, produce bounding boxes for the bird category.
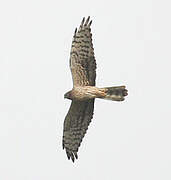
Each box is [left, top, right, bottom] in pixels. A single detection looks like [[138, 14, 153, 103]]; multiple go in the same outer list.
[[63, 16, 128, 162]]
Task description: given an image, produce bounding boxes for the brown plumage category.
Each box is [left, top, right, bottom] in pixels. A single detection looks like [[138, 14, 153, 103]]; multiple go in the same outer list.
[[63, 16, 128, 162]]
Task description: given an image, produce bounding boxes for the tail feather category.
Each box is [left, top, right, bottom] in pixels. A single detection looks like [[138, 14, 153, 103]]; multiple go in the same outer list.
[[100, 86, 128, 101]]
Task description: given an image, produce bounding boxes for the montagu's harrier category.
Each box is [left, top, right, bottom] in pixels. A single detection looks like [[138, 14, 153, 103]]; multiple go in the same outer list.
[[63, 16, 128, 162]]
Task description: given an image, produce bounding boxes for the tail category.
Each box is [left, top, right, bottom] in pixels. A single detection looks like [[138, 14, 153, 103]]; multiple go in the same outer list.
[[99, 86, 128, 101]]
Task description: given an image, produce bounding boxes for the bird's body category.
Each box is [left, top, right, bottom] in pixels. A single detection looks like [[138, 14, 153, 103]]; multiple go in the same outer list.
[[63, 16, 128, 162], [65, 86, 106, 100]]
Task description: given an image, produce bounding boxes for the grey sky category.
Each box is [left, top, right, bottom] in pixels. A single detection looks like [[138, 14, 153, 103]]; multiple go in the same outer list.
[[0, 0, 171, 179]]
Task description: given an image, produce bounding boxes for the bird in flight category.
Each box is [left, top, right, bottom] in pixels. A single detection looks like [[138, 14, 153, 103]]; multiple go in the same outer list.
[[63, 16, 128, 162]]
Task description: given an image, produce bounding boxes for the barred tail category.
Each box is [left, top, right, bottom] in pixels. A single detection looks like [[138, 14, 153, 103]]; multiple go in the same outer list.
[[100, 86, 128, 101]]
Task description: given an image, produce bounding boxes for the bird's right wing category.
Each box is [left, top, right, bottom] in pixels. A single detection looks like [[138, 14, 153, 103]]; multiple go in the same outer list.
[[63, 99, 95, 162], [69, 16, 96, 87]]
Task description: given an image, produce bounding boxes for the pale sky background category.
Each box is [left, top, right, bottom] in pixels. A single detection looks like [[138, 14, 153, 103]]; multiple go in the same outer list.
[[0, 0, 171, 179]]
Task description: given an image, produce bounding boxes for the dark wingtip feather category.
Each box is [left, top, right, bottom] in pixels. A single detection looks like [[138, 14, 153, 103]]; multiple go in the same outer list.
[[66, 151, 70, 160], [87, 16, 90, 21], [70, 153, 75, 163], [73, 151, 78, 159], [88, 20, 92, 27], [62, 139, 64, 149], [81, 17, 85, 26], [74, 28, 77, 35], [85, 16, 90, 26], [79, 17, 85, 30], [66, 149, 77, 163], [64, 148, 79, 162]]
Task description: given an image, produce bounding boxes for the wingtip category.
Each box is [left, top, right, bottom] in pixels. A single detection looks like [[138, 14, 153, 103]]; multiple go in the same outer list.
[[62, 140, 64, 149], [88, 20, 92, 27], [74, 28, 77, 35], [73, 151, 78, 159], [65, 149, 78, 163], [81, 17, 85, 25], [66, 152, 70, 159], [87, 16, 90, 22], [85, 16, 90, 26]]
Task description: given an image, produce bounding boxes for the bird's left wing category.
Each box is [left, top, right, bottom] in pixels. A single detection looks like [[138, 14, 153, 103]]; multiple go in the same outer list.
[[70, 16, 96, 87], [63, 99, 95, 162]]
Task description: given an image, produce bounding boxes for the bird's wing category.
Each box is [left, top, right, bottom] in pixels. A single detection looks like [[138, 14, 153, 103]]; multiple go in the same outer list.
[[63, 99, 95, 162], [70, 16, 96, 86]]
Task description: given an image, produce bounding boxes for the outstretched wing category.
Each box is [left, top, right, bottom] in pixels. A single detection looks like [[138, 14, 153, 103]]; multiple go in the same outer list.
[[63, 99, 95, 162], [70, 16, 96, 86]]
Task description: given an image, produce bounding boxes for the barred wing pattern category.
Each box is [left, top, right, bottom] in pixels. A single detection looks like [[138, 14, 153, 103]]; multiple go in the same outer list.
[[63, 17, 96, 162], [63, 99, 94, 162], [70, 16, 96, 86]]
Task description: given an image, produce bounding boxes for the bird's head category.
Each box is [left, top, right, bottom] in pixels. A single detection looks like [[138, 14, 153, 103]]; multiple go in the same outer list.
[[64, 91, 72, 100]]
